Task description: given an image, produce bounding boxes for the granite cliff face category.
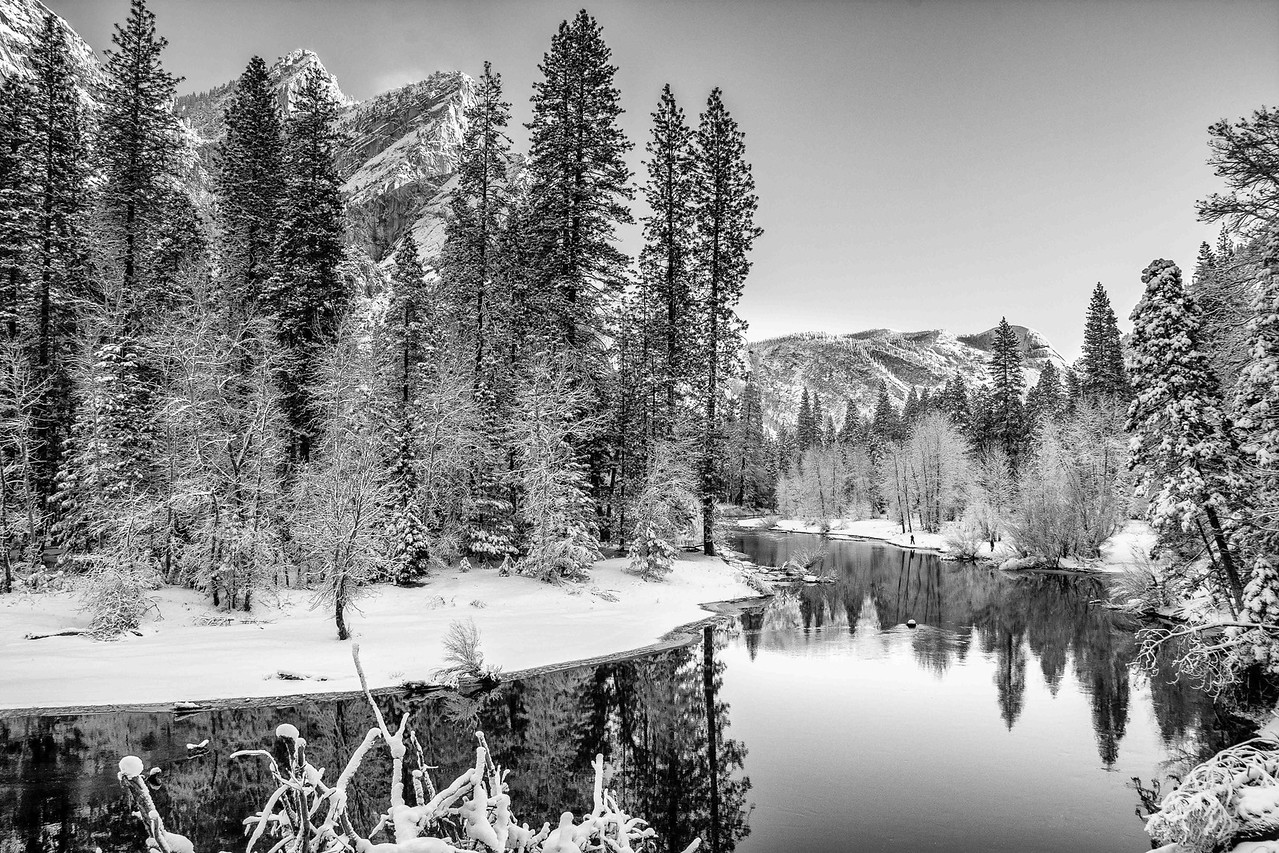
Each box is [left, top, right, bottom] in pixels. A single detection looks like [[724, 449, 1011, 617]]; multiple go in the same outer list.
[[749, 324, 1067, 428], [0, 0, 101, 96]]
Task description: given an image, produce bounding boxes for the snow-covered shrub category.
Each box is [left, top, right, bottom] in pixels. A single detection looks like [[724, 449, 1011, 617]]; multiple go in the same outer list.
[[627, 440, 700, 580], [944, 510, 986, 561], [83, 553, 159, 638], [1145, 738, 1279, 853]]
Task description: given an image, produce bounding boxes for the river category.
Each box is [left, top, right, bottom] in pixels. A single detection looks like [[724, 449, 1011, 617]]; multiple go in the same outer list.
[[0, 530, 1247, 852]]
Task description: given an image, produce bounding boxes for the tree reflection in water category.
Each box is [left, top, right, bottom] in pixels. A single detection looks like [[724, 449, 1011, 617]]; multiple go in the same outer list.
[[733, 531, 1238, 769]]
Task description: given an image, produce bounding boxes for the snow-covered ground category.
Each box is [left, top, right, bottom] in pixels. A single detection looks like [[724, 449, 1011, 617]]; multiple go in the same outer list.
[[738, 516, 1157, 573], [0, 555, 760, 713]]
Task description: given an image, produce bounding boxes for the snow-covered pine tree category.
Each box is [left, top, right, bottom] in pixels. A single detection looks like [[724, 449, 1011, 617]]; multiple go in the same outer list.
[[810, 392, 824, 446], [724, 374, 767, 506], [270, 68, 349, 464], [60, 0, 183, 560], [941, 371, 971, 431], [436, 63, 520, 562], [217, 55, 283, 319], [0, 76, 32, 346], [796, 389, 812, 451], [96, 0, 183, 328], [382, 234, 435, 582], [871, 383, 900, 444], [987, 317, 1026, 463], [838, 402, 860, 446], [509, 355, 601, 582], [692, 87, 760, 555], [902, 386, 920, 427], [439, 60, 511, 389], [628, 437, 700, 579], [525, 10, 633, 364], [639, 84, 697, 437], [26, 14, 92, 510], [1127, 258, 1244, 610], [1079, 283, 1130, 400], [1026, 359, 1064, 426], [54, 323, 160, 565], [1234, 229, 1279, 636]]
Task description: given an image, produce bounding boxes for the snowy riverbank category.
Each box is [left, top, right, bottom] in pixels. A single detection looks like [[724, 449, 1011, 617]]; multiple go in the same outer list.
[[736, 515, 1158, 574], [0, 554, 761, 714]]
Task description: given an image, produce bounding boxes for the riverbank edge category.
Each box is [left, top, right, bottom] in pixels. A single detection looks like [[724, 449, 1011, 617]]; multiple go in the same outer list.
[[0, 571, 771, 720], [734, 516, 1138, 576]]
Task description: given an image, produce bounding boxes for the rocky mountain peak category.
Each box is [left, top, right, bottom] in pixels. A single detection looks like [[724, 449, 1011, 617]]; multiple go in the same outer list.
[[269, 48, 353, 114]]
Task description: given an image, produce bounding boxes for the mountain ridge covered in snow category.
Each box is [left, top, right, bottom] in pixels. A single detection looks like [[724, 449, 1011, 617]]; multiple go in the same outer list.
[[749, 323, 1067, 427]]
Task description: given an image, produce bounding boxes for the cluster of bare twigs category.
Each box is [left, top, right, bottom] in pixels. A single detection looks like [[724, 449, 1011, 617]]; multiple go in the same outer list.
[[118, 645, 699, 853]]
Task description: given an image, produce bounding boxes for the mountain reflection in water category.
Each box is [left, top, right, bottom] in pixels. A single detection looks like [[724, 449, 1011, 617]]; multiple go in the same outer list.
[[0, 531, 1254, 853]]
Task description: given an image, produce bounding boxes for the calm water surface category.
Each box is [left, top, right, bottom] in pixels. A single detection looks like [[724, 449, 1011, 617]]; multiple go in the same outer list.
[[0, 531, 1250, 852]]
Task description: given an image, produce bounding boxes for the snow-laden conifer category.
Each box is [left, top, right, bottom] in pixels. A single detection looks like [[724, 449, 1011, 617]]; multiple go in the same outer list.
[[1126, 258, 1244, 609]]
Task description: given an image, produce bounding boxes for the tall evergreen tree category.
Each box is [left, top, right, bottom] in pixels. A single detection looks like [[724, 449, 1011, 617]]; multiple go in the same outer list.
[[96, 0, 182, 326], [439, 61, 512, 388], [26, 14, 92, 508], [838, 402, 861, 446], [902, 386, 920, 427], [638, 84, 697, 435], [692, 87, 761, 555], [269, 68, 348, 463], [217, 55, 283, 319], [1234, 231, 1279, 631], [524, 10, 633, 358], [941, 371, 971, 430], [987, 317, 1026, 461], [811, 392, 824, 447], [1127, 259, 1243, 610], [871, 383, 900, 443], [0, 77, 32, 345], [383, 233, 434, 582], [796, 388, 812, 451], [1079, 283, 1130, 399], [1027, 360, 1064, 426]]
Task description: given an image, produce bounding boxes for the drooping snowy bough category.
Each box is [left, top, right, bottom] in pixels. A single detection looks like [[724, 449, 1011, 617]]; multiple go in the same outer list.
[[1144, 737, 1279, 853], [118, 647, 699, 853]]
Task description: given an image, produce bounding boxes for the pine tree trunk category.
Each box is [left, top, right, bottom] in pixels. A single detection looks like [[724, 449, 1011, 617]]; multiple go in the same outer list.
[[1204, 504, 1244, 611]]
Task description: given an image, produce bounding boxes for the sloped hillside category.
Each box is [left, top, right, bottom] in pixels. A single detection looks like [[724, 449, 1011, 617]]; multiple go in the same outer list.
[[749, 325, 1066, 427]]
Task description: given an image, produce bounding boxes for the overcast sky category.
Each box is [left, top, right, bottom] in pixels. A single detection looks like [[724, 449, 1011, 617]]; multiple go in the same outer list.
[[46, 0, 1279, 358]]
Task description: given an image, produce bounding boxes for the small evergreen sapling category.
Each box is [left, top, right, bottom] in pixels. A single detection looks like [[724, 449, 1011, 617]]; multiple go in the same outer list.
[[628, 439, 700, 579]]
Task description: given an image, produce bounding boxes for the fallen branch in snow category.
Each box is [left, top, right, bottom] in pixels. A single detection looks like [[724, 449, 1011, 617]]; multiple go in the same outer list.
[[23, 629, 91, 640], [120, 645, 701, 853]]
